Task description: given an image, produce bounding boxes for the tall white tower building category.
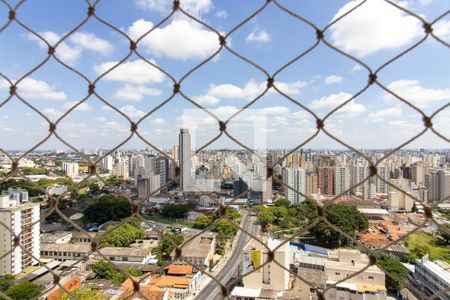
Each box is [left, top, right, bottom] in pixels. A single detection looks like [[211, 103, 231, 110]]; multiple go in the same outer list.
[[0, 189, 40, 276], [282, 166, 306, 203], [179, 129, 192, 191], [334, 166, 351, 196]]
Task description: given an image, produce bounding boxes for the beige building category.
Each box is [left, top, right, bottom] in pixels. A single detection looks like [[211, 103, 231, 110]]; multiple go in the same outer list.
[[0, 192, 40, 276], [94, 247, 154, 264], [174, 234, 215, 268], [296, 249, 386, 300], [40, 243, 91, 262], [387, 191, 414, 211], [242, 238, 291, 292]]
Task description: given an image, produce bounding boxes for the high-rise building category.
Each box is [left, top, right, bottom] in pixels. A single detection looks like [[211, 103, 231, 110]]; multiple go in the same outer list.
[[334, 166, 350, 196], [305, 172, 318, 197], [0, 189, 40, 276], [425, 172, 440, 202], [411, 162, 425, 186], [61, 161, 79, 177], [376, 165, 390, 194], [317, 167, 334, 195], [101, 155, 114, 171], [352, 161, 369, 197], [114, 158, 129, 179], [438, 169, 450, 202], [282, 166, 306, 203], [179, 129, 192, 191]]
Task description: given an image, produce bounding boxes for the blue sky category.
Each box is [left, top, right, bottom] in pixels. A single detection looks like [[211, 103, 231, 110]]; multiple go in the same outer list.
[[0, 0, 449, 151]]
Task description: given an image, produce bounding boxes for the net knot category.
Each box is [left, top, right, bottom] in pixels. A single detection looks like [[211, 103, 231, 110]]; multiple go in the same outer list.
[[316, 118, 324, 129], [219, 121, 226, 132], [368, 73, 377, 85], [219, 35, 226, 46], [422, 116, 433, 128], [87, 6, 95, 16], [8, 10, 15, 21], [48, 122, 56, 132], [423, 22, 433, 34]]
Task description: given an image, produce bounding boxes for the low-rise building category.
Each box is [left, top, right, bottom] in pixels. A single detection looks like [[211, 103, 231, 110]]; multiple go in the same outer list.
[[242, 238, 291, 292], [94, 247, 154, 264], [40, 232, 72, 244], [230, 286, 279, 300], [413, 254, 450, 300], [296, 249, 387, 300], [174, 234, 215, 269], [40, 244, 91, 262]]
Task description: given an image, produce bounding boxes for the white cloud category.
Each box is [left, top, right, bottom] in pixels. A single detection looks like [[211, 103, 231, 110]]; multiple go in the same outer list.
[[120, 105, 145, 118], [27, 31, 112, 64], [324, 75, 343, 85], [203, 78, 307, 102], [330, 0, 422, 56], [113, 84, 161, 102], [368, 107, 402, 122], [94, 60, 165, 85], [191, 95, 220, 106], [128, 19, 218, 60], [215, 10, 227, 19], [350, 64, 363, 73], [384, 80, 450, 108], [136, 0, 212, 16], [246, 28, 271, 43], [43, 108, 63, 118], [101, 105, 113, 111], [434, 19, 450, 40], [93, 116, 107, 122], [11, 78, 67, 101], [263, 106, 290, 115], [150, 118, 166, 125], [64, 101, 93, 111], [68, 32, 113, 55], [310, 92, 366, 117]]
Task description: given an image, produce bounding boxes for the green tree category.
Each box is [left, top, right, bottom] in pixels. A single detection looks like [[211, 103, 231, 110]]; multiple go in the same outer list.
[[275, 198, 291, 207], [0, 275, 14, 291], [83, 195, 131, 224], [378, 254, 408, 292], [5, 281, 44, 300], [257, 207, 275, 231], [214, 219, 236, 236], [91, 260, 126, 284], [21, 167, 49, 175], [193, 215, 213, 229], [99, 218, 144, 247], [160, 204, 190, 219], [411, 202, 418, 213], [310, 204, 368, 247], [154, 233, 184, 261]]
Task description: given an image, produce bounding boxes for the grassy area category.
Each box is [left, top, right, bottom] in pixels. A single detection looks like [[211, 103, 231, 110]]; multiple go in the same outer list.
[[404, 231, 450, 263], [144, 214, 194, 227]]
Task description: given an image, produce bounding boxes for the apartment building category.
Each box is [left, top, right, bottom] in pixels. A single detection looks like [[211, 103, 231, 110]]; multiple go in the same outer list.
[[242, 238, 291, 292], [94, 247, 154, 264], [0, 189, 40, 276], [40, 243, 91, 262], [61, 161, 79, 176], [296, 249, 387, 300], [282, 166, 306, 203]]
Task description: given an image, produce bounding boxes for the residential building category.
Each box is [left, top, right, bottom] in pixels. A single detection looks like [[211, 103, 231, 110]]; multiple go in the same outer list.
[[317, 167, 334, 195], [62, 161, 79, 176], [230, 287, 278, 300], [377, 165, 390, 194], [439, 169, 450, 202], [0, 189, 40, 276], [282, 166, 306, 203], [334, 166, 351, 196], [179, 128, 192, 191]]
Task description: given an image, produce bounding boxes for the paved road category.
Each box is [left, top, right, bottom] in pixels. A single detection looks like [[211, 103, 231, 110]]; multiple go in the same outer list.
[[196, 211, 255, 300]]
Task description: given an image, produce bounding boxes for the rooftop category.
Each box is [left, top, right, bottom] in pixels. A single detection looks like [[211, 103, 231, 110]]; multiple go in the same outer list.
[[96, 247, 152, 257], [166, 264, 194, 275], [41, 243, 91, 253]]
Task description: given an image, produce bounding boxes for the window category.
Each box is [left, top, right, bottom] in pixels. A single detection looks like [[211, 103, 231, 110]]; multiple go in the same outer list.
[[369, 276, 374, 279]]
